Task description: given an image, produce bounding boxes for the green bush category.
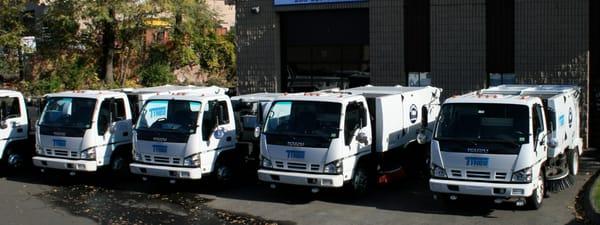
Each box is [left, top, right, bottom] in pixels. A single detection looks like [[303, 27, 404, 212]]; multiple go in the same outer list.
[[138, 63, 174, 87]]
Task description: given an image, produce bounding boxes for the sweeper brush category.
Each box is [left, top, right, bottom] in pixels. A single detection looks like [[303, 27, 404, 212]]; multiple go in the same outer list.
[[546, 167, 576, 193]]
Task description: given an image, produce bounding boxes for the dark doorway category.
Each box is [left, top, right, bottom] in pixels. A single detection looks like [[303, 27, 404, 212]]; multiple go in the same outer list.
[[280, 9, 370, 92], [590, 0, 600, 148], [486, 0, 515, 87]]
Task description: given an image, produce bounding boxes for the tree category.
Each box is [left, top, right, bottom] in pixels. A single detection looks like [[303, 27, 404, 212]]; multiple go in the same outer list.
[[0, 0, 27, 80]]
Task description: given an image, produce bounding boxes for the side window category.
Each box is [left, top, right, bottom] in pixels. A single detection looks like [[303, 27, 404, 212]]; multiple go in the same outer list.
[[0, 97, 21, 119], [202, 100, 217, 141], [98, 100, 111, 135], [216, 101, 230, 125], [344, 102, 366, 146], [532, 104, 544, 137], [114, 98, 126, 121]]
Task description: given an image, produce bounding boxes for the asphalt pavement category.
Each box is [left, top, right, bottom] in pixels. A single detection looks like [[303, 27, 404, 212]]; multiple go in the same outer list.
[[1, 152, 599, 225]]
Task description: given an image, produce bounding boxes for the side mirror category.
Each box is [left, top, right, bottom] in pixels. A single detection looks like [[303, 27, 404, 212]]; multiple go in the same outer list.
[[417, 129, 428, 144], [254, 126, 261, 138], [0, 120, 7, 129], [356, 132, 369, 144]]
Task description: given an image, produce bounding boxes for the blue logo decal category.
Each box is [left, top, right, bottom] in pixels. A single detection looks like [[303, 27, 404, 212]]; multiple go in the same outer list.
[[152, 145, 168, 153], [465, 157, 488, 167], [559, 115, 565, 126], [286, 150, 305, 159], [53, 139, 66, 147], [149, 107, 166, 117]]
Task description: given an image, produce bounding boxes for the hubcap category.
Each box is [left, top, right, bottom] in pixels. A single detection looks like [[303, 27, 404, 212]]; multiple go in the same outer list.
[[7, 154, 23, 168], [218, 166, 231, 182], [536, 174, 544, 204], [112, 157, 124, 171], [572, 152, 579, 175]]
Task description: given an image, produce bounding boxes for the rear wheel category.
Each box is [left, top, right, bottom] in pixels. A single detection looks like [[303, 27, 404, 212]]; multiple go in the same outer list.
[[568, 149, 579, 176], [527, 171, 545, 210]]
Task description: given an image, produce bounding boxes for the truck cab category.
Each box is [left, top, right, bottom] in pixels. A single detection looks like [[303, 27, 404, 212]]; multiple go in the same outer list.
[[429, 85, 582, 209], [258, 85, 442, 193], [0, 90, 29, 169], [129, 92, 237, 182], [33, 90, 133, 174]]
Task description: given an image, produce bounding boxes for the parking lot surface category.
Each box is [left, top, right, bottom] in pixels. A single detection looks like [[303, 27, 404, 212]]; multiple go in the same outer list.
[[1, 152, 599, 225]]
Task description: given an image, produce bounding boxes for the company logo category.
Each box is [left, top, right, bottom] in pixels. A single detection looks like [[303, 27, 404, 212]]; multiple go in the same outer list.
[[153, 137, 168, 142], [152, 145, 168, 153], [286, 150, 305, 159], [465, 157, 489, 167], [287, 141, 305, 147], [53, 132, 66, 136], [466, 147, 489, 154], [53, 139, 66, 147], [409, 104, 418, 124], [568, 107, 574, 128]]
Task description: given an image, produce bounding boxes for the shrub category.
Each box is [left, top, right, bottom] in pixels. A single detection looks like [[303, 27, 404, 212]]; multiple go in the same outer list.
[[138, 63, 174, 87]]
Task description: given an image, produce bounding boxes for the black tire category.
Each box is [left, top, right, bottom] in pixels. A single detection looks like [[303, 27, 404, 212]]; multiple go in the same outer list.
[[215, 161, 234, 185], [108, 151, 129, 177], [568, 149, 579, 176], [527, 171, 545, 210], [349, 165, 370, 195]]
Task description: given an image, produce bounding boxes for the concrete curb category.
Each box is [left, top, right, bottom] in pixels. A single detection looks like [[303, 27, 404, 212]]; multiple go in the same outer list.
[[584, 171, 600, 224]]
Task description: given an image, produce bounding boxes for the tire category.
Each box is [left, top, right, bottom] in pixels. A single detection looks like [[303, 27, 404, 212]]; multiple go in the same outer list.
[[527, 171, 545, 210], [109, 152, 129, 177], [568, 149, 579, 176], [349, 165, 370, 195], [215, 161, 234, 185]]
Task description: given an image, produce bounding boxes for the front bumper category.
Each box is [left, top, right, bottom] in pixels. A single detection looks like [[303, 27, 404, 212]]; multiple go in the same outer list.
[[130, 163, 203, 180], [257, 169, 344, 188], [429, 178, 535, 198], [33, 156, 98, 172]]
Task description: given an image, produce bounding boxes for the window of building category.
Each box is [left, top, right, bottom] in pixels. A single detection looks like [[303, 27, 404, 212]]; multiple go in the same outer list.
[[408, 72, 431, 87], [488, 73, 516, 86]]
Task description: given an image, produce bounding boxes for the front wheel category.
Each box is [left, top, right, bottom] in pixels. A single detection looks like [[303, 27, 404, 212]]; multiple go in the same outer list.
[[527, 172, 545, 210], [348, 165, 370, 195], [568, 149, 579, 176], [215, 162, 234, 185]]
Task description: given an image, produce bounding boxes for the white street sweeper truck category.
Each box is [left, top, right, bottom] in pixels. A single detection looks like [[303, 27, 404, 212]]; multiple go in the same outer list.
[[429, 85, 582, 209]]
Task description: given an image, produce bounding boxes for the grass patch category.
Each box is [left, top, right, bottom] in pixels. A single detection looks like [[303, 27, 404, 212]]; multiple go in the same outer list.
[[593, 178, 600, 212]]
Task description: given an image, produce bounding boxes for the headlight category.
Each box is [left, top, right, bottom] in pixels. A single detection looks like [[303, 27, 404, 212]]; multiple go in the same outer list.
[[323, 160, 343, 174], [183, 153, 201, 167], [80, 147, 96, 160], [35, 144, 44, 155], [132, 149, 142, 162], [261, 156, 272, 168], [512, 167, 533, 183], [430, 164, 447, 178]]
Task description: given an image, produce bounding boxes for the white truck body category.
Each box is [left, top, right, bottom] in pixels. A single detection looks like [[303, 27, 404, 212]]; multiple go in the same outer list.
[[33, 90, 134, 172], [258, 85, 442, 190], [429, 85, 582, 208], [129, 92, 237, 180], [0, 90, 29, 167]]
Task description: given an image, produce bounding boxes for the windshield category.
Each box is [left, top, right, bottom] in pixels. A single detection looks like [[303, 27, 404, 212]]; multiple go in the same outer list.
[[135, 100, 201, 134], [264, 101, 342, 138], [265, 101, 342, 138], [435, 103, 529, 144], [40, 97, 96, 128]]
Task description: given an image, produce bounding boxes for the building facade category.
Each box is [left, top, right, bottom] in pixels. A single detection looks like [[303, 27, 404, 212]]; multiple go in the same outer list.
[[236, 0, 598, 146]]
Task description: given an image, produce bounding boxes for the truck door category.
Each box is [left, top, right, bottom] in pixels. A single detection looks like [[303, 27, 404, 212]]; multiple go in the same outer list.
[[344, 101, 371, 155], [0, 96, 28, 143], [202, 99, 236, 152], [97, 98, 131, 158], [532, 103, 548, 161]]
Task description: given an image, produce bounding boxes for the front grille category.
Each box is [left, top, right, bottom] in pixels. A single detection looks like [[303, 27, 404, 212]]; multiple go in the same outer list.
[[44, 149, 79, 159], [287, 162, 307, 170], [451, 170, 462, 177], [466, 171, 491, 179], [275, 161, 284, 168], [495, 172, 507, 180], [310, 164, 320, 171], [141, 154, 183, 166]]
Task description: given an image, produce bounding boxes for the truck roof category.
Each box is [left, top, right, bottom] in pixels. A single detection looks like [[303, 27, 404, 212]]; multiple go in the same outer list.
[[231, 93, 285, 102], [0, 89, 22, 96], [481, 85, 579, 98], [345, 85, 437, 96], [44, 90, 125, 99], [116, 85, 227, 95], [273, 92, 361, 103], [146, 92, 228, 102]]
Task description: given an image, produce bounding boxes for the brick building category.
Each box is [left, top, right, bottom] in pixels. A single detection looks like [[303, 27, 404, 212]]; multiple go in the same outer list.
[[235, 0, 598, 146]]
